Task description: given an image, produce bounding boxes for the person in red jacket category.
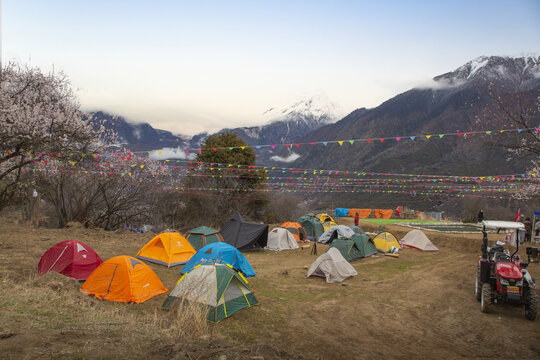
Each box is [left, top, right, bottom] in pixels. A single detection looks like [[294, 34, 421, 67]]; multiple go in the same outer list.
[[354, 212, 359, 227]]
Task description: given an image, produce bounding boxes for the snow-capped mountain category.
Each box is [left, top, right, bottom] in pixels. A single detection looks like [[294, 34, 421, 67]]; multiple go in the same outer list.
[[260, 92, 343, 125], [219, 92, 343, 146], [432, 55, 540, 88]]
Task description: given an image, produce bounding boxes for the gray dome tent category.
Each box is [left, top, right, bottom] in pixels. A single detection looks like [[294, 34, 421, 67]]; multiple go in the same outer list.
[[318, 225, 355, 244], [220, 213, 268, 251]]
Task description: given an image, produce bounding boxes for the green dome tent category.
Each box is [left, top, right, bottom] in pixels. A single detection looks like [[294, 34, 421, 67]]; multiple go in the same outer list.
[[328, 239, 364, 262], [350, 234, 378, 258], [185, 226, 224, 251], [162, 263, 258, 322], [328, 234, 377, 262], [298, 215, 324, 241]]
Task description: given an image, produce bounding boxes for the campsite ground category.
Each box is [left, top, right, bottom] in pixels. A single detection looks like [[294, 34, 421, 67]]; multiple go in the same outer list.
[[1, 213, 539, 359]]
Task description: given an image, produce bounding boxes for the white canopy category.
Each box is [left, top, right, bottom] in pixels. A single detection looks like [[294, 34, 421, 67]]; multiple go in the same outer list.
[[482, 221, 524, 230]]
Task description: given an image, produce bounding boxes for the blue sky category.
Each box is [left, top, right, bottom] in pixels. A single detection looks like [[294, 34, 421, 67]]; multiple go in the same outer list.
[[3, 0, 540, 135]]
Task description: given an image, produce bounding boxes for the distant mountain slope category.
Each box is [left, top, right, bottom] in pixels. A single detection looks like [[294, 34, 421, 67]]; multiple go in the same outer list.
[[92, 93, 343, 160], [89, 111, 189, 151], [289, 55, 540, 175]]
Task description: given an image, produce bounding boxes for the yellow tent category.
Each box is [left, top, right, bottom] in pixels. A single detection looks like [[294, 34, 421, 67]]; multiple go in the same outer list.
[[315, 213, 338, 232], [373, 232, 401, 253], [136, 232, 196, 267]]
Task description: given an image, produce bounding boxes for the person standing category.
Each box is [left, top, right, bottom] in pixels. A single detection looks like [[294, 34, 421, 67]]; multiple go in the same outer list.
[[477, 209, 484, 223], [523, 217, 532, 243], [354, 212, 359, 227]]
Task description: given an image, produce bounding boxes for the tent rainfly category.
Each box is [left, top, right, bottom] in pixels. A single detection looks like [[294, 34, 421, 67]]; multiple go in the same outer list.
[[318, 225, 356, 244], [266, 228, 299, 251], [180, 242, 256, 277], [81, 256, 167, 303], [280, 222, 308, 243], [306, 248, 358, 283], [349, 225, 366, 235], [298, 215, 325, 241], [185, 226, 224, 251], [401, 230, 439, 251], [220, 213, 268, 251], [373, 232, 401, 253], [136, 232, 196, 267], [315, 213, 338, 232], [162, 263, 258, 322], [37, 240, 102, 281]]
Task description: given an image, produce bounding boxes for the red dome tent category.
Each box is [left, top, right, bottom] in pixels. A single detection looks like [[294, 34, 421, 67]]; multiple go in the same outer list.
[[37, 240, 103, 280]]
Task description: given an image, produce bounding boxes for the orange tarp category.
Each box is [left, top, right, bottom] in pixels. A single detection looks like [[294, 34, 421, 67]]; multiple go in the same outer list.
[[81, 255, 167, 303], [349, 209, 372, 219], [136, 232, 196, 267], [374, 209, 394, 219]]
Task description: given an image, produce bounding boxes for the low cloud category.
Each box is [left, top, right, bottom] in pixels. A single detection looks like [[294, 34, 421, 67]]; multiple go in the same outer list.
[[414, 77, 466, 90], [270, 152, 300, 163], [149, 148, 196, 160]]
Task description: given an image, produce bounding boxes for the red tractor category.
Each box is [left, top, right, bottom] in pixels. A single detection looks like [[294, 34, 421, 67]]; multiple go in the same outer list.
[[475, 221, 537, 320]]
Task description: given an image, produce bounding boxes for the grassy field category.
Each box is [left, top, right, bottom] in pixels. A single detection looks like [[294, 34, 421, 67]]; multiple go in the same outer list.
[[1, 214, 539, 359]]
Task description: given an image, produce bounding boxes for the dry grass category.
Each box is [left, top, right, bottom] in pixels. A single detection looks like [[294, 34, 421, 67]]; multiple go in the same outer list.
[[1, 213, 539, 359]]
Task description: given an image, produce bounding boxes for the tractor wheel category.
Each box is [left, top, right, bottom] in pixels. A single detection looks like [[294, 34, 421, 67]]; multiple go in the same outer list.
[[525, 291, 538, 321], [481, 283, 492, 313], [475, 268, 481, 302]]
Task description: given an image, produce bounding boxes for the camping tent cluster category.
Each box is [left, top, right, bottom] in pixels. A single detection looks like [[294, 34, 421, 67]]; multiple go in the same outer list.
[[306, 224, 438, 283], [36, 212, 267, 322], [36, 211, 438, 319]]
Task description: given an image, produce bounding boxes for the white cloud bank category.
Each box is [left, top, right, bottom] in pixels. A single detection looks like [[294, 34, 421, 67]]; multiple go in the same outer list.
[[270, 152, 301, 163], [149, 148, 197, 160]]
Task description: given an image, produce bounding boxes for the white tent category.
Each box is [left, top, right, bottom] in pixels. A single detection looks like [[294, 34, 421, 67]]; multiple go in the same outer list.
[[318, 225, 355, 244], [306, 248, 358, 283], [401, 230, 438, 251], [266, 228, 299, 251]]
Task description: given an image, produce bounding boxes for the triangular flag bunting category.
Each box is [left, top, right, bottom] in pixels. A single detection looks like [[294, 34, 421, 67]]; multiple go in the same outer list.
[[338, 141, 343, 146]]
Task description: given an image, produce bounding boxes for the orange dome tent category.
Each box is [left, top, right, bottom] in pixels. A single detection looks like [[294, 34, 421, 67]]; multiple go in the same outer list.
[[81, 256, 167, 303], [280, 222, 308, 243], [136, 232, 196, 267]]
